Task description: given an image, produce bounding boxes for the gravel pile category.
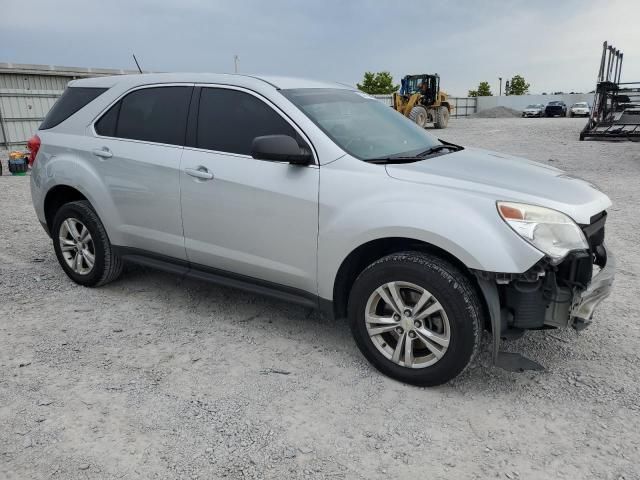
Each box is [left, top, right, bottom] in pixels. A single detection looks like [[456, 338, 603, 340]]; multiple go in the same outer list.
[[470, 106, 522, 118], [2, 118, 639, 479]]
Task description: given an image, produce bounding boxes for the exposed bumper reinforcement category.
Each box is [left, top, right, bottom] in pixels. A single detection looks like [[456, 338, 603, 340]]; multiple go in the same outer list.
[[570, 246, 616, 328]]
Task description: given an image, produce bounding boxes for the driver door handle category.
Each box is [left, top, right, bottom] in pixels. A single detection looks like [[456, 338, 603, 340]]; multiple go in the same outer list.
[[92, 147, 112, 159], [185, 167, 214, 180]]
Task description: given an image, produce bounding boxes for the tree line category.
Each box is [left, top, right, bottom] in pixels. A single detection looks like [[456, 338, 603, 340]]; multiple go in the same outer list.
[[468, 75, 530, 97], [356, 71, 531, 97]]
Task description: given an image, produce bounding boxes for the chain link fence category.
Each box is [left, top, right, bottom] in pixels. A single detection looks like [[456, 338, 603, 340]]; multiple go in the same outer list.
[[372, 94, 477, 117]]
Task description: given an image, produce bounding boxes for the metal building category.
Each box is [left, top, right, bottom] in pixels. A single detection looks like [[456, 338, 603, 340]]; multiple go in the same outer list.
[[0, 63, 135, 149]]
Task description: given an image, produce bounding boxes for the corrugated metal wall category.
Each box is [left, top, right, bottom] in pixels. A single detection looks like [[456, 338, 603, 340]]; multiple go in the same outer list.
[[0, 73, 72, 91], [0, 63, 134, 149], [0, 89, 62, 147]]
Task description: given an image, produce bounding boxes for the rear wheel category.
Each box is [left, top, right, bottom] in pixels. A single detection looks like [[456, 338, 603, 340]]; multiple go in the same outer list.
[[434, 106, 449, 129], [408, 106, 428, 128], [52, 200, 123, 287], [348, 252, 482, 386]]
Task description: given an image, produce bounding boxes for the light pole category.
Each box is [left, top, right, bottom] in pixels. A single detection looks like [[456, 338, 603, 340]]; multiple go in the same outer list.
[[499, 77, 502, 96], [234, 55, 239, 73]]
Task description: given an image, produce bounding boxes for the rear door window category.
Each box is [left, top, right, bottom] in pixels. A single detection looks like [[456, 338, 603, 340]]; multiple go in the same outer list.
[[195, 88, 301, 155], [40, 87, 107, 130], [95, 86, 192, 146]]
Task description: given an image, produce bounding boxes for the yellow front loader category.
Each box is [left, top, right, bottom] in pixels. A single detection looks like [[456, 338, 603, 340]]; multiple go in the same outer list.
[[392, 73, 451, 128]]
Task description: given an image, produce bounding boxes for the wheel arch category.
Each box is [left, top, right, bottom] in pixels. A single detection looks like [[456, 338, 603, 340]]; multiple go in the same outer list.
[[44, 185, 89, 234], [330, 237, 486, 322]]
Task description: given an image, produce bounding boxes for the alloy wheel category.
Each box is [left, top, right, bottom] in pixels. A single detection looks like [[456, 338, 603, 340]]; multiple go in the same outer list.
[[58, 218, 95, 275], [365, 281, 450, 368]]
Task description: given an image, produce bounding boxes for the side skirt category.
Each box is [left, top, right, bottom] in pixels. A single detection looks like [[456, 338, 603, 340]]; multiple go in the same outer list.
[[113, 246, 323, 311]]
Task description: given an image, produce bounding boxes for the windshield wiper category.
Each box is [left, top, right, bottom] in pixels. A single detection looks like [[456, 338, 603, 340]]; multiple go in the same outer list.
[[366, 143, 463, 164], [415, 143, 463, 157], [365, 156, 424, 164]]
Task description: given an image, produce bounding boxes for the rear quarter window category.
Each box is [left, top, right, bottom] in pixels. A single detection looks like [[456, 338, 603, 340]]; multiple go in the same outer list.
[[40, 87, 107, 130]]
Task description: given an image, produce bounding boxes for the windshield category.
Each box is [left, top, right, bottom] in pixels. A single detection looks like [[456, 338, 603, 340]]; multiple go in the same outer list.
[[574, 102, 588, 107], [526, 104, 541, 108], [280, 88, 441, 160], [549, 101, 562, 105]]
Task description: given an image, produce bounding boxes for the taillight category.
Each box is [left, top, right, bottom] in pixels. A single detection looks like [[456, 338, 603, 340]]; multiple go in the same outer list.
[[27, 134, 41, 166]]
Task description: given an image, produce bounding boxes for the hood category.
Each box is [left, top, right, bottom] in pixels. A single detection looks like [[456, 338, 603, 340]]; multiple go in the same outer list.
[[524, 108, 541, 112], [385, 148, 611, 224]]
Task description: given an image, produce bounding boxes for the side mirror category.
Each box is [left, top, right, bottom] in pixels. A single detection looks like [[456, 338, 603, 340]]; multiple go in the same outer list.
[[251, 135, 312, 165]]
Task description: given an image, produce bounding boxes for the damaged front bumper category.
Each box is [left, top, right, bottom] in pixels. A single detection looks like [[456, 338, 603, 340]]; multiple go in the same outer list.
[[474, 243, 615, 370], [570, 247, 615, 329]]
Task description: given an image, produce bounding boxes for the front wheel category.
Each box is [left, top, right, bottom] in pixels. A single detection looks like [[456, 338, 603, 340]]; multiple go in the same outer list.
[[348, 252, 483, 386], [408, 106, 428, 128], [434, 106, 449, 129]]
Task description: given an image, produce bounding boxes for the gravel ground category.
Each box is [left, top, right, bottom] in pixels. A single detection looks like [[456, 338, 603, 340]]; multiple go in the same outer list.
[[1, 118, 639, 480]]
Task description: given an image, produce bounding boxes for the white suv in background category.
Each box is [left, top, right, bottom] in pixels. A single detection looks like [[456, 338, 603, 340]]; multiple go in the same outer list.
[[29, 73, 615, 385], [570, 102, 591, 117]]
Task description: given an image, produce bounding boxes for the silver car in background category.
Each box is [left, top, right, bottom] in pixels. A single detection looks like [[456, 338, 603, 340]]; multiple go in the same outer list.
[[522, 104, 545, 117], [29, 73, 615, 385]]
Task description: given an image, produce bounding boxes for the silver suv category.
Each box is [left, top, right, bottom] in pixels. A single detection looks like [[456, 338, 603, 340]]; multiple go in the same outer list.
[[29, 73, 615, 385]]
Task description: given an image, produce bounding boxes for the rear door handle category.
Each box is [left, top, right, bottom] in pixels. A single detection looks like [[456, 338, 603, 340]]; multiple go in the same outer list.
[[92, 147, 112, 159], [185, 167, 214, 180]]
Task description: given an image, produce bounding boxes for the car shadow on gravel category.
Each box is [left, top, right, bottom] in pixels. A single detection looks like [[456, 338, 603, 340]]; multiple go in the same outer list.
[[108, 264, 586, 392], [117, 263, 354, 340]]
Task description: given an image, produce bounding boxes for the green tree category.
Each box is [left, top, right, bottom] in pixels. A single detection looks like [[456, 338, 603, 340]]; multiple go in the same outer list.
[[468, 81, 492, 97], [477, 81, 493, 96], [507, 75, 530, 95], [357, 71, 399, 95]]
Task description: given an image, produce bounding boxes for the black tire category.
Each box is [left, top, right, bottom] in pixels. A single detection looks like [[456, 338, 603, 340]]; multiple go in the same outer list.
[[348, 252, 483, 386], [408, 106, 428, 128], [434, 106, 449, 129], [52, 200, 123, 287]]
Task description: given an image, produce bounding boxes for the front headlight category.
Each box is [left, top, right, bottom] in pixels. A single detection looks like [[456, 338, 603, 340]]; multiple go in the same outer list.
[[497, 201, 588, 264]]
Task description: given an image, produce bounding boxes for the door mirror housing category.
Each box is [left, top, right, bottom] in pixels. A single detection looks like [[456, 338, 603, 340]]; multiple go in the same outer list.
[[251, 135, 313, 165]]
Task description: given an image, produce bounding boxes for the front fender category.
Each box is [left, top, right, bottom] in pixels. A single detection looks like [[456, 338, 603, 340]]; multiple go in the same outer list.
[[317, 157, 543, 300]]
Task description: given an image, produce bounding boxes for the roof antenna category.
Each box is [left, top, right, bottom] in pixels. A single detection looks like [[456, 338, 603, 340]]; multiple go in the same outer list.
[[132, 54, 143, 74]]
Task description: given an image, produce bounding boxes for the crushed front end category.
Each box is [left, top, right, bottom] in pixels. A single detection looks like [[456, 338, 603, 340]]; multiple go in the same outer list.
[[476, 211, 615, 337]]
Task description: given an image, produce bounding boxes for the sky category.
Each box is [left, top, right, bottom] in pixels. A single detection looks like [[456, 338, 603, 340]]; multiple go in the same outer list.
[[2, 0, 640, 96]]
